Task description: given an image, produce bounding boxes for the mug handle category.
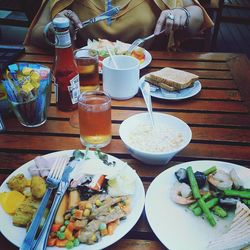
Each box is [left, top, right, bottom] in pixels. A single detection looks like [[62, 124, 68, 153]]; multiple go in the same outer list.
[[43, 22, 55, 46]]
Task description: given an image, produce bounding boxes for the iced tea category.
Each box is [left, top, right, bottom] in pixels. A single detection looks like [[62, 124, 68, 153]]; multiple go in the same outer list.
[[74, 49, 99, 92], [78, 91, 111, 148]]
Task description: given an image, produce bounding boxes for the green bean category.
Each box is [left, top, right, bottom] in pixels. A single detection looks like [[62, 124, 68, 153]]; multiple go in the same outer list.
[[242, 199, 250, 206], [187, 166, 216, 226], [198, 198, 216, 227], [193, 198, 219, 216], [189, 192, 211, 211], [187, 166, 201, 199], [203, 166, 217, 176], [212, 205, 228, 218], [224, 189, 250, 199]]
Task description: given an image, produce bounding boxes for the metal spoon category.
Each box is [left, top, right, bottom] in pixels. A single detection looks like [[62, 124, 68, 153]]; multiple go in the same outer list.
[[140, 81, 155, 128]]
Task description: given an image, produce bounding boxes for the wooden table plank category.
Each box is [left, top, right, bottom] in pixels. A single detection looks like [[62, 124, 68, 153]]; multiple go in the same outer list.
[[1, 49, 250, 250]]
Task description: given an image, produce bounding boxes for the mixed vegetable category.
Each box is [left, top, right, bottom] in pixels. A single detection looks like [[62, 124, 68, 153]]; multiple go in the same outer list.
[[171, 166, 250, 227]]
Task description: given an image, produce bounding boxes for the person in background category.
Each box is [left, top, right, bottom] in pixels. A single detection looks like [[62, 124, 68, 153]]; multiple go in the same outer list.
[[25, 0, 213, 51]]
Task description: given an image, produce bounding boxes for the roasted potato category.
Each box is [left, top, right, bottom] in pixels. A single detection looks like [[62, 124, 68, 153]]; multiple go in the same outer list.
[[13, 196, 40, 227], [30, 176, 46, 199], [7, 173, 27, 193]]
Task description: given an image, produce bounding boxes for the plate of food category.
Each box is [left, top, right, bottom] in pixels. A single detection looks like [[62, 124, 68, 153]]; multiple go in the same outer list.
[[141, 67, 202, 100], [145, 160, 250, 250], [0, 149, 145, 249], [85, 39, 152, 72]]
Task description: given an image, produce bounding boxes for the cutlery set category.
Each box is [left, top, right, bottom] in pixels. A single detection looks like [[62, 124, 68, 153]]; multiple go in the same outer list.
[[20, 154, 83, 250]]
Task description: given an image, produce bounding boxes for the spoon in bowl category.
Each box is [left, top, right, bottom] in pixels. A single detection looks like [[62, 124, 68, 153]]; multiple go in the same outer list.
[[140, 81, 155, 128]]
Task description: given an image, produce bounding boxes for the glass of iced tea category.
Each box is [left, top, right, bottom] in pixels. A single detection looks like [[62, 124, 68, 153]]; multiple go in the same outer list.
[[74, 48, 99, 92], [78, 91, 112, 148]]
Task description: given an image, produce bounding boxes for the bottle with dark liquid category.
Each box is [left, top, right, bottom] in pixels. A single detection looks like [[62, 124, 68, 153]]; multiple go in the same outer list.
[[53, 17, 80, 111]]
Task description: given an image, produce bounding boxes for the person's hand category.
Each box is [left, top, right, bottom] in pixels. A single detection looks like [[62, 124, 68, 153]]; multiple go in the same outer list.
[[154, 9, 188, 35], [55, 10, 83, 40]]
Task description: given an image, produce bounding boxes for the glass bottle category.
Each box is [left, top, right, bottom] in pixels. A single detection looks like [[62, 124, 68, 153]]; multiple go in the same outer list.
[[53, 17, 80, 111]]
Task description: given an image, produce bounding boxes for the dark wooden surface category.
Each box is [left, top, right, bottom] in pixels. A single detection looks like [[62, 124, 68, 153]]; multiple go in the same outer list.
[[1, 46, 250, 250]]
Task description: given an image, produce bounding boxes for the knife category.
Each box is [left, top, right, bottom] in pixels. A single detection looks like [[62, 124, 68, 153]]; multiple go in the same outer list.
[[33, 150, 85, 250], [76, 6, 120, 31]]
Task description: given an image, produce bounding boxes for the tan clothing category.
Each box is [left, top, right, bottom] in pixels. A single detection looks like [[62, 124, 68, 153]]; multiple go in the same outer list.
[[25, 0, 213, 50]]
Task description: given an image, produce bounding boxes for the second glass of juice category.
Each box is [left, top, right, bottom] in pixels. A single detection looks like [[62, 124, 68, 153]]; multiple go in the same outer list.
[[74, 48, 99, 92], [78, 91, 111, 148]]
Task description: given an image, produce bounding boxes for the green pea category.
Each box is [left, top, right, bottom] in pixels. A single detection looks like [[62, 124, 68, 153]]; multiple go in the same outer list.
[[99, 223, 106, 231], [73, 239, 80, 247], [64, 220, 70, 226], [71, 209, 76, 215], [60, 225, 66, 232], [66, 241, 74, 249], [56, 231, 65, 240]]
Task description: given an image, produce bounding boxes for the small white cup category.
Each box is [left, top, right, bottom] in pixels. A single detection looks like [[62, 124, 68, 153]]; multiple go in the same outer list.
[[102, 55, 140, 100]]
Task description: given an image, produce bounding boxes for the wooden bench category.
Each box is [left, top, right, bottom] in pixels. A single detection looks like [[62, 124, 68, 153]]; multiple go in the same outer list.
[[201, 0, 250, 50]]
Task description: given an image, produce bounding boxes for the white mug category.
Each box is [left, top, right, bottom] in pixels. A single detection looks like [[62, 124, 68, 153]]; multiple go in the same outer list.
[[102, 55, 140, 100]]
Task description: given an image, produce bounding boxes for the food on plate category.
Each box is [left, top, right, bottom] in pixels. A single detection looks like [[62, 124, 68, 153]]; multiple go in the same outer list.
[[46, 150, 136, 247], [1, 173, 47, 227], [145, 67, 199, 92], [30, 175, 46, 199], [171, 165, 250, 227], [0, 150, 137, 248], [0, 190, 25, 214], [127, 122, 184, 153], [12, 196, 43, 227], [87, 39, 146, 64], [207, 201, 250, 250], [7, 173, 28, 193]]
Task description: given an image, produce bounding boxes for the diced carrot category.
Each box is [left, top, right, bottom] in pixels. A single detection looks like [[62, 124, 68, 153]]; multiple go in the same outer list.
[[65, 228, 74, 241], [55, 239, 68, 247], [90, 175, 105, 191], [100, 228, 108, 236], [47, 237, 57, 246], [107, 219, 120, 235], [67, 221, 75, 232], [74, 209, 83, 220], [51, 223, 62, 233]]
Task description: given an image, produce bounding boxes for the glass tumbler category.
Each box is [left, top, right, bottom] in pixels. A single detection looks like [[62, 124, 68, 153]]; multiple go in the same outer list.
[[78, 91, 112, 148]]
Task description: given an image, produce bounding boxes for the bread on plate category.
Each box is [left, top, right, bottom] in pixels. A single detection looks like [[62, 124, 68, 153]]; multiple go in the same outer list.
[[145, 67, 199, 92], [207, 201, 250, 250]]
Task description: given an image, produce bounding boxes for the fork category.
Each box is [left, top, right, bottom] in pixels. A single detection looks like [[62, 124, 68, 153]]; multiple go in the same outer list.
[[127, 29, 166, 53], [19, 156, 68, 250]]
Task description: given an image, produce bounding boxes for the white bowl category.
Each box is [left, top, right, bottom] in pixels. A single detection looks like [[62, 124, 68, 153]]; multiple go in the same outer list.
[[119, 112, 192, 165]]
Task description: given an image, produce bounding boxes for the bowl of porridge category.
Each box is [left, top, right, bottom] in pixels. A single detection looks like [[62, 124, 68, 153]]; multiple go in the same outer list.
[[119, 112, 192, 165]]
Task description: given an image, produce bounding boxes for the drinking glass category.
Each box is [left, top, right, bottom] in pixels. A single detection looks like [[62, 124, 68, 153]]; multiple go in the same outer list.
[[74, 48, 99, 92], [78, 91, 112, 148], [69, 48, 100, 128]]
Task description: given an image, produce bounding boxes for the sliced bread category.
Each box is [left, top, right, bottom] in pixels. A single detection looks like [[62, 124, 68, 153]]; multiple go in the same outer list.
[[145, 76, 176, 92], [146, 67, 199, 90], [207, 201, 250, 250]]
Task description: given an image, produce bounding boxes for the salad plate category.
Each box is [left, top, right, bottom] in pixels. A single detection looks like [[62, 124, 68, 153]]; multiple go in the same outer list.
[[82, 39, 152, 73], [139, 75, 201, 100], [0, 150, 145, 250], [145, 160, 250, 250]]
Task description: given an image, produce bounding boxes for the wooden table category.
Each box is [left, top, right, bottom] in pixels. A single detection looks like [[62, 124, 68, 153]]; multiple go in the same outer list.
[[1, 46, 250, 250]]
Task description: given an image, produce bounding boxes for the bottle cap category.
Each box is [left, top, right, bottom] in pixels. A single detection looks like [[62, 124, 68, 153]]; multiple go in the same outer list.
[[52, 17, 70, 28]]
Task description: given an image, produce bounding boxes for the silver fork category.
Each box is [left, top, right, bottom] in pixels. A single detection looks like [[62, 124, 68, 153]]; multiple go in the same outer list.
[[19, 156, 68, 250], [127, 29, 166, 53]]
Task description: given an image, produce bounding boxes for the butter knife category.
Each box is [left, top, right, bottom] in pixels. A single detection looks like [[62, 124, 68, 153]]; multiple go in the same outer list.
[[33, 150, 84, 250]]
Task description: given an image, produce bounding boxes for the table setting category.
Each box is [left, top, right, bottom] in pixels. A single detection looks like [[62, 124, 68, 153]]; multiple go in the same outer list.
[[0, 12, 250, 249]]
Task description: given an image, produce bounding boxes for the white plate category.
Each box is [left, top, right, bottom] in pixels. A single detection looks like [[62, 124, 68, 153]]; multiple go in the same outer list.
[[81, 46, 152, 73], [139, 74, 202, 100], [0, 150, 145, 250], [145, 160, 250, 250]]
